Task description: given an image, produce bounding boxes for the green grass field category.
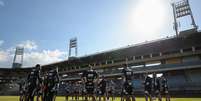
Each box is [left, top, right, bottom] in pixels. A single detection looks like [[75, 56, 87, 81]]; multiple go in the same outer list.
[[0, 96, 201, 101]]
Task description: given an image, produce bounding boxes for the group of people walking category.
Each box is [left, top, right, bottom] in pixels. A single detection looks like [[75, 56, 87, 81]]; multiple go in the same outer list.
[[19, 64, 59, 101], [19, 64, 170, 101], [65, 64, 171, 101]]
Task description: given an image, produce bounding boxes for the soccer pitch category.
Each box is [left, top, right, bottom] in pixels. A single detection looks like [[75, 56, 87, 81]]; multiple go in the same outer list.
[[0, 96, 201, 101]]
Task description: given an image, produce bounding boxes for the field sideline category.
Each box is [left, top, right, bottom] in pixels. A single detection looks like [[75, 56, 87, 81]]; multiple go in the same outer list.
[[0, 96, 201, 101]]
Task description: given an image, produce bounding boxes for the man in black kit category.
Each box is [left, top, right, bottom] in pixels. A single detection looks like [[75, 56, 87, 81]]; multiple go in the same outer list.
[[121, 64, 136, 101], [144, 74, 152, 101], [161, 75, 171, 101], [64, 82, 70, 101], [82, 65, 98, 101], [26, 64, 42, 101], [19, 79, 26, 101], [43, 68, 60, 101], [98, 76, 107, 101], [107, 80, 115, 101], [153, 73, 162, 101]]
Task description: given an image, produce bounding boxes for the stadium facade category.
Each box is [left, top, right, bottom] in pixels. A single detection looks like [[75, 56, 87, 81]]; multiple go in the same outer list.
[[0, 31, 201, 96]]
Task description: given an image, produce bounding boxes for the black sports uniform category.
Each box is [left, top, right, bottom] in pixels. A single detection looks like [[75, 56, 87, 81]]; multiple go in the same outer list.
[[98, 78, 107, 95], [123, 80, 133, 95], [26, 68, 41, 101], [144, 76, 152, 94], [122, 68, 133, 81], [153, 74, 162, 101], [161, 77, 169, 94], [122, 67, 134, 95], [43, 69, 59, 101], [82, 70, 98, 94], [153, 76, 160, 95]]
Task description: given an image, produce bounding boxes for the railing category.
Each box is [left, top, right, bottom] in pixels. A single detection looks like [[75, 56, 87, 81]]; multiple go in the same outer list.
[[59, 49, 201, 74], [61, 61, 201, 81]]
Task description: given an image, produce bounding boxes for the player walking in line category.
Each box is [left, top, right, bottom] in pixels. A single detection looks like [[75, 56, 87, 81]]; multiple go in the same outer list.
[[82, 65, 99, 101], [97, 76, 107, 101], [74, 82, 80, 101], [26, 64, 42, 101], [161, 75, 171, 101], [121, 64, 136, 101], [153, 73, 162, 101], [19, 79, 26, 101], [42, 68, 59, 101], [65, 82, 70, 101], [144, 74, 153, 101], [107, 80, 115, 101]]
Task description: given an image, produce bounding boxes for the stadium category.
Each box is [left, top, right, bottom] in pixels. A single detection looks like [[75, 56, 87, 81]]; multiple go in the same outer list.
[[0, 0, 201, 101]]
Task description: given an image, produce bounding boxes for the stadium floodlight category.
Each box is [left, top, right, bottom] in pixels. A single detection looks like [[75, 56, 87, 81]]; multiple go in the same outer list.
[[68, 37, 78, 58], [12, 47, 24, 68], [172, 0, 197, 37]]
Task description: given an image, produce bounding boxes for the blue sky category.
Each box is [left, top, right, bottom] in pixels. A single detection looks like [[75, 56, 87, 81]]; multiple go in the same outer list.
[[0, 0, 201, 67]]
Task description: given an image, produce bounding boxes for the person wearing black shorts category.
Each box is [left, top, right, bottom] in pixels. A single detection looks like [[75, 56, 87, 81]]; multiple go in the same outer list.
[[26, 64, 42, 101], [161, 75, 170, 101], [73, 82, 80, 101], [121, 64, 136, 101], [43, 68, 60, 101], [64, 82, 70, 101], [153, 73, 162, 101], [19, 80, 26, 101], [107, 80, 115, 101], [144, 74, 152, 101], [82, 65, 98, 101], [98, 76, 107, 101]]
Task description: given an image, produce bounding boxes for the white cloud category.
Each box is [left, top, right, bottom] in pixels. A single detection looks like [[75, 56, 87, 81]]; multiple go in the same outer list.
[[0, 50, 8, 62], [17, 40, 38, 50], [0, 50, 13, 67], [0, 40, 65, 68], [23, 49, 65, 67], [0, 49, 65, 67], [0, 0, 5, 7], [0, 40, 4, 46]]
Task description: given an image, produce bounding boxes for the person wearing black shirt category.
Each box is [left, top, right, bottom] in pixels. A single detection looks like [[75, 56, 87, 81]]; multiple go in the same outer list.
[[65, 82, 70, 101], [153, 73, 162, 101], [107, 80, 115, 101], [144, 74, 152, 101], [19, 79, 26, 101], [98, 76, 107, 101], [161, 76, 170, 101], [82, 65, 98, 101], [73, 82, 80, 101], [26, 64, 42, 101], [43, 68, 60, 101], [121, 64, 136, 101]]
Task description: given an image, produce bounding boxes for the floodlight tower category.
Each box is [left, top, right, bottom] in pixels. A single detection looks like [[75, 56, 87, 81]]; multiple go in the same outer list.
[[12, 47, 24, 68], [172, 0, 198, 37], [68, 37, 78, 59]]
